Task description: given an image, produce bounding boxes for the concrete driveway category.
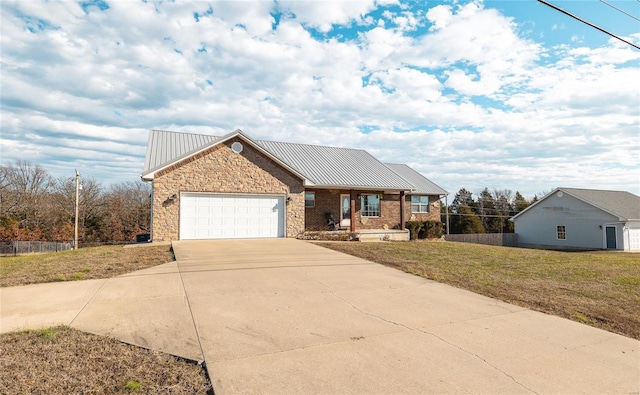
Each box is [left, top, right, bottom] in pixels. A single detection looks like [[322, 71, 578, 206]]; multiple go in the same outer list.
[[1, 239, 638, 394]]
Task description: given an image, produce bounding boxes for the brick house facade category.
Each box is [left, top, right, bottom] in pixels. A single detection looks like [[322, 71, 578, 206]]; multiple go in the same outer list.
[[142, 129, 447, 241], [151, 137, 305, 241]]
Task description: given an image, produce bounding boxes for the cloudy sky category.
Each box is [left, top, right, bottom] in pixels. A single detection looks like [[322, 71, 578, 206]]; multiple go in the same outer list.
[[1, 0, 639, 197]]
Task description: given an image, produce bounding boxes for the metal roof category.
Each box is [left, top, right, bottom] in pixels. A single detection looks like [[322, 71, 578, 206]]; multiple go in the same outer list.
[[257, 140, 414, 190], [511, 187, 640, 221], [142, 129, 441, 191], [143, 130, 218, 174], [385, 163, 448, 195]]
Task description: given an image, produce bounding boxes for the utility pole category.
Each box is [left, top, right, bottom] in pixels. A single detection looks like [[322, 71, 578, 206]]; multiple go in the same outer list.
[[74, 170, 80, 250]]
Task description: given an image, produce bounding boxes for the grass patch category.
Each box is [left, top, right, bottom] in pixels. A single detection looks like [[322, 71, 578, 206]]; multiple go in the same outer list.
[[0, 326, 211, 394], [0, 245, 175, 287], [124, 380, 142, 391], [37, 327, 58, 340], [316, 240, 640, 340]]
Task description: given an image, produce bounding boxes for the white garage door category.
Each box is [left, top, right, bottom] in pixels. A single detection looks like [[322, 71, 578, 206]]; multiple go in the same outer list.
[[180, 193, 285, 240], [628, 228, 640, 251]]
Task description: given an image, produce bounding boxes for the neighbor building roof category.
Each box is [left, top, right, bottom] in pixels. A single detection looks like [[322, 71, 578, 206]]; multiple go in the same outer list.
[[560, 187, 640, 220], [142, 129, 447, 194], [511, 187, 640, 221]]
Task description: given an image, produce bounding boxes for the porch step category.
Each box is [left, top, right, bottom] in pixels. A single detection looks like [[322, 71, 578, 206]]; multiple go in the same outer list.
[[357, 229, 410, 242]]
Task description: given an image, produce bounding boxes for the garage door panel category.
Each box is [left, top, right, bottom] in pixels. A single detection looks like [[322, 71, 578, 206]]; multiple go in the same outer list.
[[629, 228, 640, 251], [180, 194, 284, 240]]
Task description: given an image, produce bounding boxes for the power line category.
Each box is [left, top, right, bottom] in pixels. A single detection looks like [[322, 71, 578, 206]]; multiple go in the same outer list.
[[538, 0, 640, 50], [599, 0, 640, 22]]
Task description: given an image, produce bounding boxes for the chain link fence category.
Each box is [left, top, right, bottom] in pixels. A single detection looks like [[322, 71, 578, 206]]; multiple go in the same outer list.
[[0, 241, 74, 256]]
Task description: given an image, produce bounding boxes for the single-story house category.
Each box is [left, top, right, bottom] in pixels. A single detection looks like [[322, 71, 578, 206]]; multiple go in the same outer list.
[[141, 129, 448, 241], [510, 187, 640, 251]]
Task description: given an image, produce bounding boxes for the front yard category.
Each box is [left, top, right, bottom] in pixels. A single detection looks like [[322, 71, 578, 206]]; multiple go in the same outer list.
[[0, 244, 212, 394], [317, 240, 640, 340], [0, 244, 174, 287]]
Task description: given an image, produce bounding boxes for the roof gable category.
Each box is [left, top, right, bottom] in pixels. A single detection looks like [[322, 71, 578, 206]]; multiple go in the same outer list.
[[141, 129, 307, 182], [511, 187, 640, 221]]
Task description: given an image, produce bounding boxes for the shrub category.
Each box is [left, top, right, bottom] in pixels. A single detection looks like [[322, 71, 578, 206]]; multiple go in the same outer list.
[[406, 221, 444, 240], [405, 221, 423, 240]]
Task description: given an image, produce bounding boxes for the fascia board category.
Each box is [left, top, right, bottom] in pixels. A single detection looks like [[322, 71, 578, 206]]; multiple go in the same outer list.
[[305, 184, 414, 192]]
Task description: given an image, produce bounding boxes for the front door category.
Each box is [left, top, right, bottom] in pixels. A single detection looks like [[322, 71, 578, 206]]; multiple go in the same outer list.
[[605, 226, 617, 249], [340, 194, 351, 228]]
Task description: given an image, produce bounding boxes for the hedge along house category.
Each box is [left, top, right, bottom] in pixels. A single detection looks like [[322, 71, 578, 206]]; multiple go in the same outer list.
[[141, 129, 448, 241], [510, 187, 640, 251]]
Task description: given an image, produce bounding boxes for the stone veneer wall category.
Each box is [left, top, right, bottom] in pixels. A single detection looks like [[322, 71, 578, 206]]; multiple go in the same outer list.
[[152, 137, 305, 241], [305, 190, 442, 231]]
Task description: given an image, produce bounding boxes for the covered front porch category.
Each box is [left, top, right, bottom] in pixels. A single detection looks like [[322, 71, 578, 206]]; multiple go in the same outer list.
[[304, 188, 409, 232]]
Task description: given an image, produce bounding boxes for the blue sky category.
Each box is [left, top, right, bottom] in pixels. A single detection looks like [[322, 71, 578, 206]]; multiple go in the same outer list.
[[1, 0, 639, 197]]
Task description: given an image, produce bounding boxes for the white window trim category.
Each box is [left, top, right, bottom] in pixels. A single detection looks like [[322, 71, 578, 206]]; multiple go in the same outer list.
[[411, 195, 430, 213], [304, 191, 315, 208], [557, 225, 566, 240], [360, 194, 381, 217]]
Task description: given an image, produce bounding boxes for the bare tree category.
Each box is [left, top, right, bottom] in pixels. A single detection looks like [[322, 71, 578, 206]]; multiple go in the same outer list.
[[0, 160, 54, 237]]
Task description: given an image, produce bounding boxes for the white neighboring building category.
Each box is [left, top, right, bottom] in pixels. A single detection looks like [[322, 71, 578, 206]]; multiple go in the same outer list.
[[511, 188, 640, 251]]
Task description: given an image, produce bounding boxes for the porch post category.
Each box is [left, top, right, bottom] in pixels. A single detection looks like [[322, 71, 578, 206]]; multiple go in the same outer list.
[[350, 189, 356, 232], [400, 191, 406, 230]]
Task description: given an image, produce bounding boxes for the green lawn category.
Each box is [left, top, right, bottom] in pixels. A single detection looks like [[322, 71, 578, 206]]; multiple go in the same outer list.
[[317, 240, 640, 340]]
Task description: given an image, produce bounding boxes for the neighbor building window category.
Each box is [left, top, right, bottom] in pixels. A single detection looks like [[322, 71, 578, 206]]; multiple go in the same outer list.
[[411, 195, 430, 213], [305, 192, 315, 208], [557, 225, 566, 240], [360, 194, 380, 217]]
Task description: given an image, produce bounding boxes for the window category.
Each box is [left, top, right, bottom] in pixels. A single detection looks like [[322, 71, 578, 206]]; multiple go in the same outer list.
[[557, 225, 566, 240], [411, 195, 430, 213], [304, 192, 315, 208], [360, 194, 380, 217]]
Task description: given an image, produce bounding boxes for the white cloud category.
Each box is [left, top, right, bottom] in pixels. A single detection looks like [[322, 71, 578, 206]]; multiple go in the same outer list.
[[0, 0, 638, 196]]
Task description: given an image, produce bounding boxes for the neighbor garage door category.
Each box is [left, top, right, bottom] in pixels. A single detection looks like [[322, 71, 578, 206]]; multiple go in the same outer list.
[[180, 193, 285, 240], [628, 228, 640, 251]]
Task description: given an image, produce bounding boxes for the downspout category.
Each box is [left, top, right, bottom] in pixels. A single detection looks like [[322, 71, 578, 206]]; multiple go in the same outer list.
[[400, 190, 406, 230], [149, 188, 154, 242]]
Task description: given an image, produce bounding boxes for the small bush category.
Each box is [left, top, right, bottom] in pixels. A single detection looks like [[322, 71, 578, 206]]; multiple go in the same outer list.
[[405, 221, 423, 240], [406, 221, 444, 240]]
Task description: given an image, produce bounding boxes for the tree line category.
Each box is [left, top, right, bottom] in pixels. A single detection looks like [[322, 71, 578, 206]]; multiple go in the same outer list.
[[1, 160, 541, 241], [0, 160, 151, 244], [444, 187, 538, 234]]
